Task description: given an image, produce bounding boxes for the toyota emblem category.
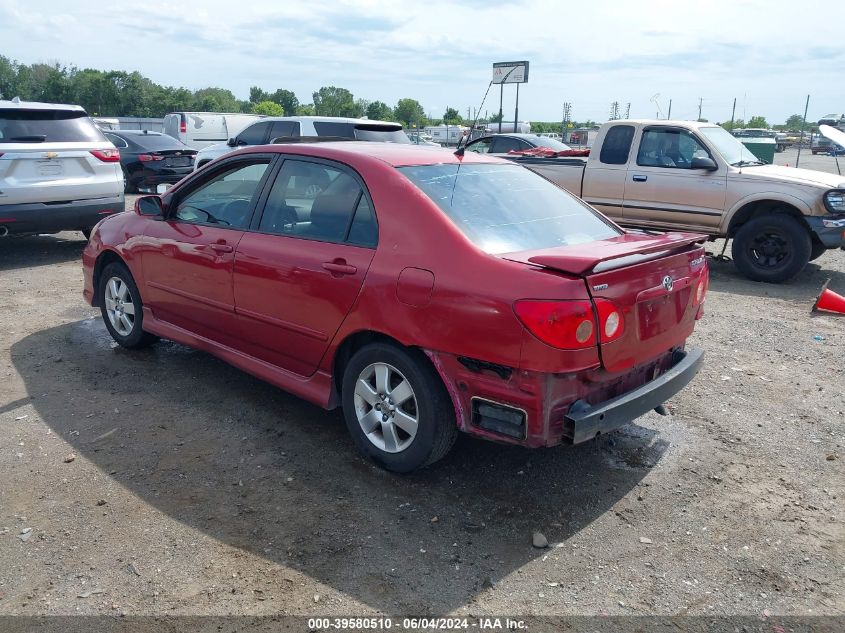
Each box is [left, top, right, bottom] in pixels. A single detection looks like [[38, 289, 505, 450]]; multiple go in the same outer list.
[[662, 275, 674, 292]]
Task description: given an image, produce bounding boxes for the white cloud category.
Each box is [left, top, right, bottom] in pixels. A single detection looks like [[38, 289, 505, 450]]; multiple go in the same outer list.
[[0, 0, 840, 123]]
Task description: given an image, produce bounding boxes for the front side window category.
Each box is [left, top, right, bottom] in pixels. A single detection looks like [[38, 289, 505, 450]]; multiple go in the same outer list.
[[467, 138, 493, 153], [258, 159, 375, 245], [174, 160, 270, 228], [236, 122, 270, 145], [637, 128, 710, 169], [400, 163, 620, 254], [490, 137, 529, 153]]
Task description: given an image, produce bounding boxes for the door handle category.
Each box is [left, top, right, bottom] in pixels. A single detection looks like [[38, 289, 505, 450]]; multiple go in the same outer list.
[[632, 174, 647, 182], [322, 260, 358, 275], [209, 243, 234, 253]]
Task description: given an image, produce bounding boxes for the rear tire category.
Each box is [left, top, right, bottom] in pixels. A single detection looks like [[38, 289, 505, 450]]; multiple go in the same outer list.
[[99, 262, 157, 349], [341, 343, 457, 473], [809, 242, 827, 262], [731, 214, 812, 283], [123, 168, 137, 194]]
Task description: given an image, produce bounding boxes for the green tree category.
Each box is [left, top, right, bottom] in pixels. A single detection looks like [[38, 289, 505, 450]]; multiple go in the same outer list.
[[249, 86, 270, 104], [394, 98, 425, 126], [312, 86, 359, 117], [296, 103, 316, 116], [721, 118, 744, 131], [489, 112, 503, 123], [783, 114, 804, 131], [747, 115, 769, 129], [252, 100, 284, 116], [270, 89, 299, 116], [366, 100, 394, 121], [192, 87, 240, 112], [443, 106, 462, 123]]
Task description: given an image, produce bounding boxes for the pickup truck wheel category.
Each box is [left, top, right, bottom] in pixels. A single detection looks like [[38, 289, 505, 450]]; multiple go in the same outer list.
[[341, 343, 458, 473], [809, 242, 827, 262], [731, 214, 811, 283]]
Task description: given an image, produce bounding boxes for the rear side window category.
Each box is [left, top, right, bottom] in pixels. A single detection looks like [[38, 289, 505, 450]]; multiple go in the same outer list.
[[258, 159, 375, 245], [269, 121, 300, 141], [104, 133, 129, 149], [490, 137, 529, 153], [400, 163, 619, 254], [313, 121, 354, 137], [599, 125, 634, 164], [0, 109, 106, 143]]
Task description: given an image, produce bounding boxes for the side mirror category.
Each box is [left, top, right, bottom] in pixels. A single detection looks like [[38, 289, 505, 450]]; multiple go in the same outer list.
[[691, 156, 718, 171], [135, 195, 164, 218], [226, 137, 237, 147]]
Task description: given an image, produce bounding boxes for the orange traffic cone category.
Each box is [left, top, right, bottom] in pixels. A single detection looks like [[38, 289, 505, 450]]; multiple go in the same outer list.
[[813, 279, 845, 315]]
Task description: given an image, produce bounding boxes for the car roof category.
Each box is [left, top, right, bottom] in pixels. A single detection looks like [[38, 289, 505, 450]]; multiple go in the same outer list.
[[248, 116, 400, 126], [0, 99, 86, 112], [234, 140, 506, 167]]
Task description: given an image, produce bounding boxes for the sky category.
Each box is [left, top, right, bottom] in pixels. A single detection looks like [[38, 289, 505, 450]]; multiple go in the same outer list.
[[0, 0, 842, 125]]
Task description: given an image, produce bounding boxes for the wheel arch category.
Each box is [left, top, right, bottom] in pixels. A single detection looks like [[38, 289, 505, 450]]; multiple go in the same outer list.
[[91, 249, 127, 307], [328, 330, 443, 408], [723, 195, 812, 239]]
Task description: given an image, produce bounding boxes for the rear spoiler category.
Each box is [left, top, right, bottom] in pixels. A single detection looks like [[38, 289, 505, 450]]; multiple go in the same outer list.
[[521, 233, 707, 276]]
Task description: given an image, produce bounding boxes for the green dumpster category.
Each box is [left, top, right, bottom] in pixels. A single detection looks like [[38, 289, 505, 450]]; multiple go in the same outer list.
[[737, 138, 776, 164]]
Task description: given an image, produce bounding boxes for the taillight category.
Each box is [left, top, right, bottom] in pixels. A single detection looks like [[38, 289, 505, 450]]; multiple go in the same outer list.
[[90, 149, 121, 162], [138, 154, 165, 162], [692, 268, 709, 308], [180, 119, 187, 133], [513, 300, 596, 349], [594, 298, 624, 342]]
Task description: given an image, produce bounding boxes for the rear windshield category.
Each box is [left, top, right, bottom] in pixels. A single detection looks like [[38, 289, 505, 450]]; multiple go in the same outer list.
[[123, 133, 190, 150], [0, 109, 106, 143], [313, 121, 411, 144], [400, 163, 620, 254]]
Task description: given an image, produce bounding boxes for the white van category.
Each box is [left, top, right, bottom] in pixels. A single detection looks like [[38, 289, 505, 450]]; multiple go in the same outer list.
[[162, 112, 263, 149]]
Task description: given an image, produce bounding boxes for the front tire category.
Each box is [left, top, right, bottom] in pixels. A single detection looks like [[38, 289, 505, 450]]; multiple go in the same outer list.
[[99, 262, 157, 348], [341, 343, 457, 473], [731, 214, 811, 283], [809, 242, 827, 262]]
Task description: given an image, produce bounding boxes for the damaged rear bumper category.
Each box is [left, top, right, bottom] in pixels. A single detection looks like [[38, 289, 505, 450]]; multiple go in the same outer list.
[[563, 347, 704, 444]]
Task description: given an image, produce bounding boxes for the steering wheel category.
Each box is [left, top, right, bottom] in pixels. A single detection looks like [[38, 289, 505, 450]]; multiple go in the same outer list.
[[218, 198, 252, 226]]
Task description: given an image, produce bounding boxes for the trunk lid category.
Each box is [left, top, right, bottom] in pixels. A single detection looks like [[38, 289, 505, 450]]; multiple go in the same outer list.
[[505, 232, 708, 372]]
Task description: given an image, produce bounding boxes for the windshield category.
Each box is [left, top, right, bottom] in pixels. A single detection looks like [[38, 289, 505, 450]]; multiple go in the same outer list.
[[698, 126, 762, 166], [530, 136, 571, 151], [0, 109, 105, 143], [399, 163, 620, 254]]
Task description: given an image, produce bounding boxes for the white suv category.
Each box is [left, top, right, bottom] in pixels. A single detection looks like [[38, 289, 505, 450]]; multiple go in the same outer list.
[[0, 99, 124, 238], [194, 116, 411, 170]]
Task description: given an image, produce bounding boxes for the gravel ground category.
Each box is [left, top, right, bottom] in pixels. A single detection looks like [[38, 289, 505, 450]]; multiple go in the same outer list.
[[0, 184, 843, 620]]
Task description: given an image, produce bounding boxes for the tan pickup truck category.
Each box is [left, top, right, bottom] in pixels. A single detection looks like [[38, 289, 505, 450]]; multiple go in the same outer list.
[[481, 120, 845, 282]]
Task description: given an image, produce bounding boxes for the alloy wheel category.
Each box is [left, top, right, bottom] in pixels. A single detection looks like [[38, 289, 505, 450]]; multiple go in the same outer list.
[[354, 362, 419, 453], [104, 276, 136, 337]]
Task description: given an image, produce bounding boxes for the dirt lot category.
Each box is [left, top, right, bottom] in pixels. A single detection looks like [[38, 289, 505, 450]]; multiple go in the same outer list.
[[1, 184, 843, 621]]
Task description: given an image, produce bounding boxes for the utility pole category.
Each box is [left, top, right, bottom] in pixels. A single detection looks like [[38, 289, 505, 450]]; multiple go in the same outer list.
[[729, 97, 736, 131], [697, 97, 703, 121], [609, 101, 620, 121], [796, 94, 810, 168], [667, 99, 672, 119], [562, 102, 572, 138], [624, 102, 631, 119]]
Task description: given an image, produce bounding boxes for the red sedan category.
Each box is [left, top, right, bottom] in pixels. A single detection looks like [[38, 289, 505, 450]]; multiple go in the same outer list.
[[83, 142, 708, 472]]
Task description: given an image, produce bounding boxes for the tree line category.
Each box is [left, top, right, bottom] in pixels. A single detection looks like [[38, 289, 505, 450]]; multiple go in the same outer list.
[[0, 56, 457, 127]]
